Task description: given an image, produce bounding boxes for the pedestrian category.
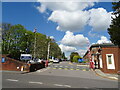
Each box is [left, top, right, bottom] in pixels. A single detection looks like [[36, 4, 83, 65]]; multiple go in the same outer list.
[[45, 60, 48, 67]]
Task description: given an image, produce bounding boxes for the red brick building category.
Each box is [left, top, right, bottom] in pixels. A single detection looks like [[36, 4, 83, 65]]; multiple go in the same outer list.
[[83, 43, 120, 74]]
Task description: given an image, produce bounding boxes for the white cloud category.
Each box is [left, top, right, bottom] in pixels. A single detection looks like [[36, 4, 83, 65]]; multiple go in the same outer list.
[[36, 4, 46, 13], [60, 31, 89, 47], [50, 36, 54, 39], [48, 10, 89, 32], [76, 49, 87, 56], [88, 30, 100, 37], [89, 8, 112, 31], [59, 44, 77, 52], [36, 1, 113, 32], [37, 1, 98, 12], [97, 36, 111, 44]]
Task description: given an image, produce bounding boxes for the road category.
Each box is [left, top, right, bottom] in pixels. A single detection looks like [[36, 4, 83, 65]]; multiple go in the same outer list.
[[2, 61, 118, 88]]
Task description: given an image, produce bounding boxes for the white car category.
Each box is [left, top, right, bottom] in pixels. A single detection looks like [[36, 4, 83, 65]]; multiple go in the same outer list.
[[53, 59, 59, 63], [49, 59, 53, 62]]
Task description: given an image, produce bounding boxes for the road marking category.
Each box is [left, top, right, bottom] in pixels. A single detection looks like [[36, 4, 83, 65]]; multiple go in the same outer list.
[[64, 68, 68, 70], [53, 68, 57, 69], [59, 68, 62, 69], [6, 79, 18, 82], [70, 69, 74, 70], [69, 63, 73, 65], [82, 69, 86, 71], [59, 66, 63, 67], [29, 81, 43, 84], [54, 84, 71, 88], [76, 69, 80, 70], [64, 85, 71, 88], [77, 65, 88, 67], [54, 84, 63, 87]]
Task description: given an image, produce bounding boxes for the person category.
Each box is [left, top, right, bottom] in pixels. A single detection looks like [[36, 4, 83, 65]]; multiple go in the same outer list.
[[45, 60, 48, 67]]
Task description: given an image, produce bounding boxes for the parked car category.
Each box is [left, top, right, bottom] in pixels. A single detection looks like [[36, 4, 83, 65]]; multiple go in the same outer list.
[[53, 59, 59, 63], [49, 59, 53, 62]]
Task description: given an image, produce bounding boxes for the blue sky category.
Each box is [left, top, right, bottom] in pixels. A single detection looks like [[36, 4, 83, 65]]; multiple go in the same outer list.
[[2, 1, 113, 57]]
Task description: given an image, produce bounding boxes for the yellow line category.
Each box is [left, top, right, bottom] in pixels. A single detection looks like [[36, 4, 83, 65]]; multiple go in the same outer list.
[[76, 69, 80, 70], [70, 69, 74, 70], [82, 69, 86, 71], [53, 68, 56, 69], [59, 68, 62, 69], [69, 63, 73, 65], [64, 68, 68, 70]]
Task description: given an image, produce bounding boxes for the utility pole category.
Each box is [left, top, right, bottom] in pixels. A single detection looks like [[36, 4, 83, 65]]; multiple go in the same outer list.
[[47, 41, 50, 60], [33, 28, 37, 60]]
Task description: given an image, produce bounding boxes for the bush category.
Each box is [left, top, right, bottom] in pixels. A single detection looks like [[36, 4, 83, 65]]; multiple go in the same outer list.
[[73, 55, 81, 63]]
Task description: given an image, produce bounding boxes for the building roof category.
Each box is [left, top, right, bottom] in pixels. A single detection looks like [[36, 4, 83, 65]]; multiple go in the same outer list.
[[83, 50, 89, 58], [83, 43, 118, 58], [90, 43, 118, 50]]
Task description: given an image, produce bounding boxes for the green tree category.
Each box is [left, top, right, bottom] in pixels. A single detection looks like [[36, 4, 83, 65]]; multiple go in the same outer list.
[[108, 1, 120, 46], [2, 23, 62, 60], [70, 52, 78, 62], [2, 24, 33, 59], [62, 52, 66, 59], [50, 40, 62, 59]]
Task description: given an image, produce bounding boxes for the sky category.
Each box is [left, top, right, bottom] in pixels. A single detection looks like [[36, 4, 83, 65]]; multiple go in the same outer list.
[[2, 1, 114, 57]]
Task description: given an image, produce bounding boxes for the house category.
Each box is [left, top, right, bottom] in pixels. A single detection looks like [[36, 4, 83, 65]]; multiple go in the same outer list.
[[83, 43, 120, 74]]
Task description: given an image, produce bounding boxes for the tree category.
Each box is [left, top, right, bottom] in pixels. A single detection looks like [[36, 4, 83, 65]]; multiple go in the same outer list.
[[2, 24, 33, 59], [2, 23, 62, 60], [70, 52, 82, 62], [62, 52, 66, 59], [108, 1, 120, 46]]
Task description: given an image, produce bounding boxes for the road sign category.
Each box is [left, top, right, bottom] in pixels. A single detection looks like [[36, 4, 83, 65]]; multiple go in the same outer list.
[[78, 58, 83, 63]]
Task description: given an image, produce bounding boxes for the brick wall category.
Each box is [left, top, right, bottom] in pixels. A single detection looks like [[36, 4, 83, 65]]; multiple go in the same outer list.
[[101, 47, 119, 73], [118, 47, 120, 72], [1, 55, 30, 72]]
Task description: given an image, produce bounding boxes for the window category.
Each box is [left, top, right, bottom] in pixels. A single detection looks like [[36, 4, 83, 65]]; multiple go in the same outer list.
[[108, 55, 112, 64], [106, 54, 115, 69]]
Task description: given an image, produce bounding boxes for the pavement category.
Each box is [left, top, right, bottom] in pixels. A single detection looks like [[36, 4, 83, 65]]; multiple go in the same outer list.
[[1, 70, 28, 74], [93, 69, 119, 81]]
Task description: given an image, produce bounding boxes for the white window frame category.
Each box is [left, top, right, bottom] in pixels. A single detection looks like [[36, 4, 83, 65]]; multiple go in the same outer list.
[[99, 55, 103, 68], [106, 54, 115, 69]]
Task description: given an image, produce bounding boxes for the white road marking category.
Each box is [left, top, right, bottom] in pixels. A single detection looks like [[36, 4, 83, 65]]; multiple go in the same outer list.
[[54, 84, 63, 87], [29, 81, 43, 84], [54, 84, 71, 88], [64, 85, 71, 88], [6, 79, 18, 82]]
